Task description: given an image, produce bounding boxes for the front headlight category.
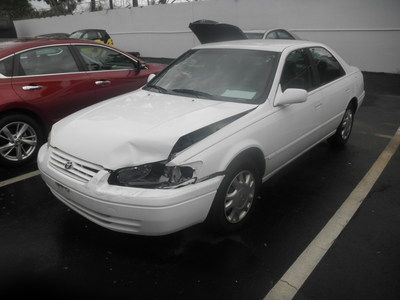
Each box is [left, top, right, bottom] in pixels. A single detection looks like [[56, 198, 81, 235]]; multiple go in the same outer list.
[[108, 161, 202, 189]]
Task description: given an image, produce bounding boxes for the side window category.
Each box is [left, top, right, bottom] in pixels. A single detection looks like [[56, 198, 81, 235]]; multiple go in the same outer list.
[[276, 30, 294, 40], [17, 46, 79, 76], [280, 48, 314, 91], [0, 56, 13, 77], [265, 31, 278, 39], [82, 31, 101, 40], [309, 47, 345, 85], [69, 31, 82, 39], [76, 45, 136, 71]]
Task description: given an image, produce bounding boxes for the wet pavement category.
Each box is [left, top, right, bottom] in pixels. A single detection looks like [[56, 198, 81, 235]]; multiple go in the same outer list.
[[0, 72, 399, 299]]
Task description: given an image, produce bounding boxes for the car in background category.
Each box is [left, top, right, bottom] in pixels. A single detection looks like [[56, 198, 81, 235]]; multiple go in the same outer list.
[[69, 29, 141, 57], [38, 39, 364, 235], [244, 29, 299, 40], [189, 20, 300, 43], [0, 38, 165, 166], [189, 20, 248, 44], [0, 16, 17, 42], [69, 29, 114, 46], [35, 33, 70, 39]]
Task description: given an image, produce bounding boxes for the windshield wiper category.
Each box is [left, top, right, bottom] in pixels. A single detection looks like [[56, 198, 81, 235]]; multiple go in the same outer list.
[[146, 84, 168, 94], [171, 88, 213, 99]]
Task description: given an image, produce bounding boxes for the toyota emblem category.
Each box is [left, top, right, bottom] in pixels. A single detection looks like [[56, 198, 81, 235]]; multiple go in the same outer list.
[[64, 161, 73, 170]]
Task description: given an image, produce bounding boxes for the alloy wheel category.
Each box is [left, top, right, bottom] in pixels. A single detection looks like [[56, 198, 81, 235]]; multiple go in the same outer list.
[[0, 122, 37, 162]]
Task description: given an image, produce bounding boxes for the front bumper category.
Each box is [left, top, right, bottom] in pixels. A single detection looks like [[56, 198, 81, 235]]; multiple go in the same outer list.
[[37, 144, 223, 235]]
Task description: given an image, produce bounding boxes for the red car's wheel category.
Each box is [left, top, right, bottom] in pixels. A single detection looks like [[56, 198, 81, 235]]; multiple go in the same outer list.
[[0, 114, 44, 166]]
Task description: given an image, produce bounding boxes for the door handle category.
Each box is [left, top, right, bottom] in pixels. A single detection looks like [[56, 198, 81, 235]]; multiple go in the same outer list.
[[315, 103, 322, 110], [95, 80, 111, 86], [22, 85, 43, 91]]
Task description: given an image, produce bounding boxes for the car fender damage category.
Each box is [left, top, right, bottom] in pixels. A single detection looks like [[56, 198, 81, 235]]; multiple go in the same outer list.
[[107, 109, 254, 189]]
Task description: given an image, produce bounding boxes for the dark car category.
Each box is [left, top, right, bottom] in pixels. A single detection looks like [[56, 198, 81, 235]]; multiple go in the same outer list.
[[0, 38, 165, 166], [0, 16, 17, 42], [69, 29, 114, 46]]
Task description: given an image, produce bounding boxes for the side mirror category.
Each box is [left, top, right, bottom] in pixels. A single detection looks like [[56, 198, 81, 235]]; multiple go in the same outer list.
[[140, 63, 147, 70], [274, 87, 307, 106], [147, 73, 156, 83]]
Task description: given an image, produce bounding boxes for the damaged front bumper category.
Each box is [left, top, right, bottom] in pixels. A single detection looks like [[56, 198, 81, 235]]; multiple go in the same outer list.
[[37, 144, 223, 235]]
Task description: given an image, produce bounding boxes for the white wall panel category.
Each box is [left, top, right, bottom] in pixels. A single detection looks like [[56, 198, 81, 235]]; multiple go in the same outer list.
[[14, 0, 400, 73]]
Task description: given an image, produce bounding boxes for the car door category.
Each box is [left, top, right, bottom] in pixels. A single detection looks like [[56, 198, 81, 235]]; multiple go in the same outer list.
[[11, 45, 97, 124], [265, 48, 324, 173], [309, 47, 351, 136], [73, 44, 150, 101], [0, 54, 13, 94]]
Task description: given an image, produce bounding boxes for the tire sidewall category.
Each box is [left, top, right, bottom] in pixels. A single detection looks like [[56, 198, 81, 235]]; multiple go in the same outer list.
[[339, 108, 354, 143], [328, 105, 355, 147], [0, 114, 44, 166]]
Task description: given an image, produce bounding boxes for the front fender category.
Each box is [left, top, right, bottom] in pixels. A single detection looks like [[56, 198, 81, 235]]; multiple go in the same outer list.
[[174, 135, 265, 181]]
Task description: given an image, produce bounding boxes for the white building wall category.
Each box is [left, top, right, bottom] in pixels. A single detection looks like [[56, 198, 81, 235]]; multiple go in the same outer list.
[[14, 0, 400, 73]]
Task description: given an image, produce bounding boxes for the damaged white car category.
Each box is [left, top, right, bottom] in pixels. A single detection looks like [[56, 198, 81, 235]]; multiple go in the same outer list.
[[38, 39, 364, 235]]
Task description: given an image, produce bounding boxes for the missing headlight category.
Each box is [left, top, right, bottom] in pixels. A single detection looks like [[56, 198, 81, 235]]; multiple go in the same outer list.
[[108, 162, 197, 189]]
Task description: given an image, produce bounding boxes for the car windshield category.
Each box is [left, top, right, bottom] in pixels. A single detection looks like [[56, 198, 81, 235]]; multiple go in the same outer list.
[[145, 49, 279, 104], [245, 32, 264, 39]]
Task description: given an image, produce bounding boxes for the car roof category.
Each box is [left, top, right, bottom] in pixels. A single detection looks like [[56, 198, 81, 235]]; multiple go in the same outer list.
[[244, 30, 268, 34], [192, 39, 321, 52], [0, 38, 100, 57], [71, 29, 106, 33]]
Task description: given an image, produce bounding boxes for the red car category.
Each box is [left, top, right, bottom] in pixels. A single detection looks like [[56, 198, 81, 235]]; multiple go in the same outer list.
[[0, 39, 165, 166]]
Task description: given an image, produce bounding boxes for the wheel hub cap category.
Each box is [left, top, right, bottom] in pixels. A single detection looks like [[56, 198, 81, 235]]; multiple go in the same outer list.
[[341, 109, 353, 140], [224, 170, 256, 224]]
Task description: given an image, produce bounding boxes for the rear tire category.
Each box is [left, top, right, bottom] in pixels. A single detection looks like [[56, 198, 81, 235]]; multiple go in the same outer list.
[[328, 105, 355, 147], [0, 114, 44, 167], [206, 159, 261, 233]]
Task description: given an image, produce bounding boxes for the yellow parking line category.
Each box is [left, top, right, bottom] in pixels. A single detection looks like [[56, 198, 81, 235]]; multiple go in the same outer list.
[[0, 170, 41, 188], [265, 126, 400, 300]]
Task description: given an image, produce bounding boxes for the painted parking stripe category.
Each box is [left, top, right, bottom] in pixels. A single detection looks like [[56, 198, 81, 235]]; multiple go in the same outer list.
[[265, 126, 400, 300], [0, 170, 40, 188]]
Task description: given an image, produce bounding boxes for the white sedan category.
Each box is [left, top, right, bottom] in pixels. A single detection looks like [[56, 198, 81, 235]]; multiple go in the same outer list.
[[38, 39, 365, 235], [244, 29, 299, 40]]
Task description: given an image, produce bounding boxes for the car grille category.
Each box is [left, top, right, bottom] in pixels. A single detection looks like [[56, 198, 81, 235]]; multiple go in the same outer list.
[[49, 147, 103, 183]]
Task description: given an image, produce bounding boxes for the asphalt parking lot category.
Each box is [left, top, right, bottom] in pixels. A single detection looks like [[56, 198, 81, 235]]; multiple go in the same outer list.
[[0, 71, 399, 299]]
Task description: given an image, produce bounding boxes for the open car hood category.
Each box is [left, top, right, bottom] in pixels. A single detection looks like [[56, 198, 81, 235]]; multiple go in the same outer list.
[[189, 20, 247, 44]]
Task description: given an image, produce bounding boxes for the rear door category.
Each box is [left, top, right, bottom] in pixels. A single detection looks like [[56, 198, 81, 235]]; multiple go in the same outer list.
[[11, 45, 96, 123], [73, 44, 150, 101], [308, 47, 350, 136]]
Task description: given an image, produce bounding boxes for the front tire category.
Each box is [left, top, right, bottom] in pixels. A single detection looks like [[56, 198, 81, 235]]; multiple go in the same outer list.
[[328, 105, 355, 147], [206, 160, 261, 233], [0, 114, 44, 166]]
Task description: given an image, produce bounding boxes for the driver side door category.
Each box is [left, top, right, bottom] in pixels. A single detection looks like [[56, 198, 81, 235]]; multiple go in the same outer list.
[[73, 45, 150, 102], [265, 48, 323, 173]]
